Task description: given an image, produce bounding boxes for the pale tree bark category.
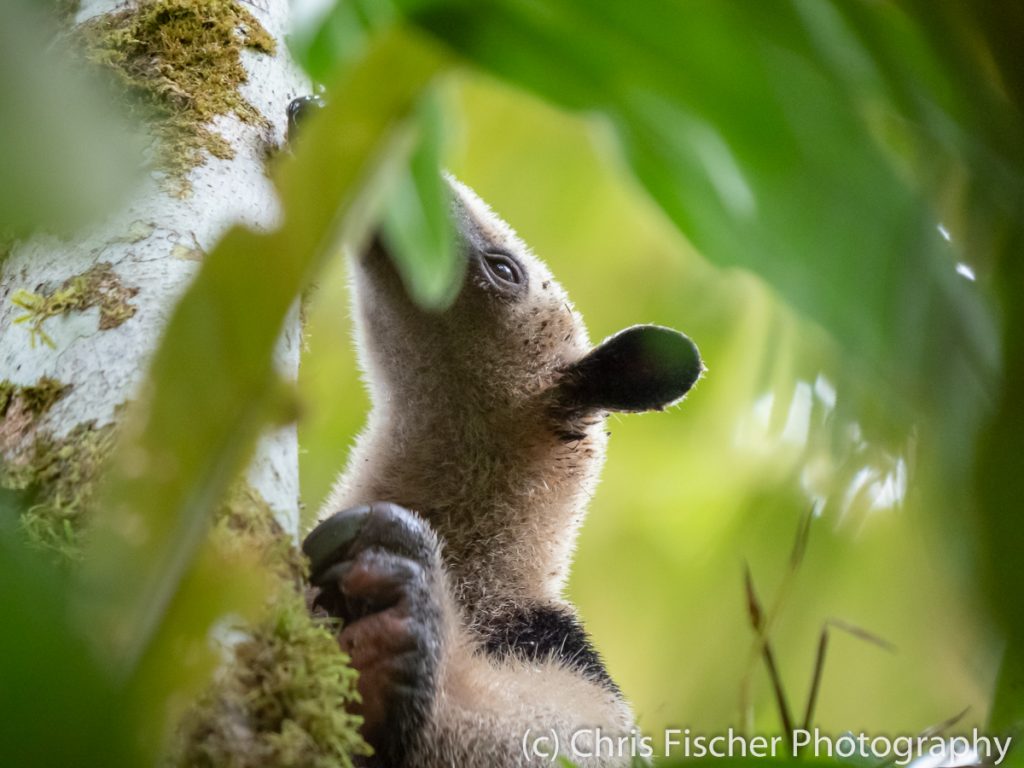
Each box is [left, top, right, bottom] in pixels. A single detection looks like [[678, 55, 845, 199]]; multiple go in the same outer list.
[[0, 0, 308, 537]]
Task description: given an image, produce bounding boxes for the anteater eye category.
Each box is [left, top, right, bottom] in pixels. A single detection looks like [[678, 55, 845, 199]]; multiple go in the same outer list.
[[483, 253, 522, 286]]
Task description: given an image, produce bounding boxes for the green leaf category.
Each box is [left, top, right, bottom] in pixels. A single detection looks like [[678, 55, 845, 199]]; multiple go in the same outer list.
[[290, 0, 398, 84], [990, 640, 1024, 739], [382, 84, 462, 310], [78, 25, 450, 679], [977, 237, 1024, 764], [291, 3, 461, 310], [0, 526, 141, 767]]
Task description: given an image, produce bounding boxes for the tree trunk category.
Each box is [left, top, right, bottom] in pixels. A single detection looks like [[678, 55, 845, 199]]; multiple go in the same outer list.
[[0, 0, 307, 542]]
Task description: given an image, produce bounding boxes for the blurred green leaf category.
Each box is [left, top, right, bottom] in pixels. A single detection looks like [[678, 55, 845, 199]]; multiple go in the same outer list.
[[382, 85, 462, 309], [290, 0, 397, 84], [931, 2, 1024, 748], [990, 641, 1024, 751], [127, 535, 275, 755], [78, 25, 449, 678], [0, 0, 141, 236], [291, 3, 460, 310], [0, 525, 140, 767], [977, 236, 1024, 753]]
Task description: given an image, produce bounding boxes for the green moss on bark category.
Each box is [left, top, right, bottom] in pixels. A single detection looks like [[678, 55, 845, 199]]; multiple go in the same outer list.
[[0, 420, 117, 560], [0, 377, 71, 420], [11, 262, 139, 348], [0, 377, 93, 559], [75, 0, 275, 192], [213, 482, 307, 582], [173, 491, 371, 768], [174, 588, 371, 768]]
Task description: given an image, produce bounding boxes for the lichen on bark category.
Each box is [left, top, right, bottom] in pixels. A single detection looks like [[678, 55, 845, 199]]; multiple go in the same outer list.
[[75, 0, 276, 191], [11, 261, 139, 348]]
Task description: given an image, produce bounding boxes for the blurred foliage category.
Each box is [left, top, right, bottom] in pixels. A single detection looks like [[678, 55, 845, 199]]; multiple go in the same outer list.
[[0, 494, 142, 766], [2, 9, 446, 765], [0, 0, 141, 238], [291, 1, 462, 308], [380, 85, 463, 309], [2, 0, 1023, 765]]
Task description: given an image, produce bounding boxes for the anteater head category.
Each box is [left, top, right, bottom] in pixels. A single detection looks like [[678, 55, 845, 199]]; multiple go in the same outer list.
[[352, 176, 703, 434]]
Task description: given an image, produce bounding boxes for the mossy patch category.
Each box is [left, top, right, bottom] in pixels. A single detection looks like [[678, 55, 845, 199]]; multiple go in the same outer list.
[[11, 262, 139, 348], [0, 377, 92, 559], [173, 587, 371, 768], [173, 490, 371, 768], [0, 420, 117, 561], [213, 481, 307, 582], [75, 0, 275, 192], [0, 377, 71, 421]]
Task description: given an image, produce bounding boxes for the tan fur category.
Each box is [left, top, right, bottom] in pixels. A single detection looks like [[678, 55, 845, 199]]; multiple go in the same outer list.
[[397, 560, 637, 767], [324, 178, 637, 766]]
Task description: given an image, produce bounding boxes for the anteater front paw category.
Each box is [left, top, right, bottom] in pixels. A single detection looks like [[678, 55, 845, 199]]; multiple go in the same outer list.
[[304, 502, 443, 763]]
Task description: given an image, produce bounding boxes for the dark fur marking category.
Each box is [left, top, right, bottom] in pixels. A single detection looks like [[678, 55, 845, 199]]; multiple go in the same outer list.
[[556, 429, 587, 443], [479, 605, 619, 694]]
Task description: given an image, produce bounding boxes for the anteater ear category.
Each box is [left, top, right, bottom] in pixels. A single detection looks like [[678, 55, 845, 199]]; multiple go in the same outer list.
[[558, 325, 703, 413]]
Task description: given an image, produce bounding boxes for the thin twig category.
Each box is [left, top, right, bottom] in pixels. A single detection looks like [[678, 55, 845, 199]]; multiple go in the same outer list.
[[918, 706, 971, 739], [801, 618, 893, 736], [738, 505, 816, 732], [827, 617, 897, 653], [790, 502, 816, 569], [803, 627, 829, 730], [870, 707, 970, 768], [744, 563, 795, 752]]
